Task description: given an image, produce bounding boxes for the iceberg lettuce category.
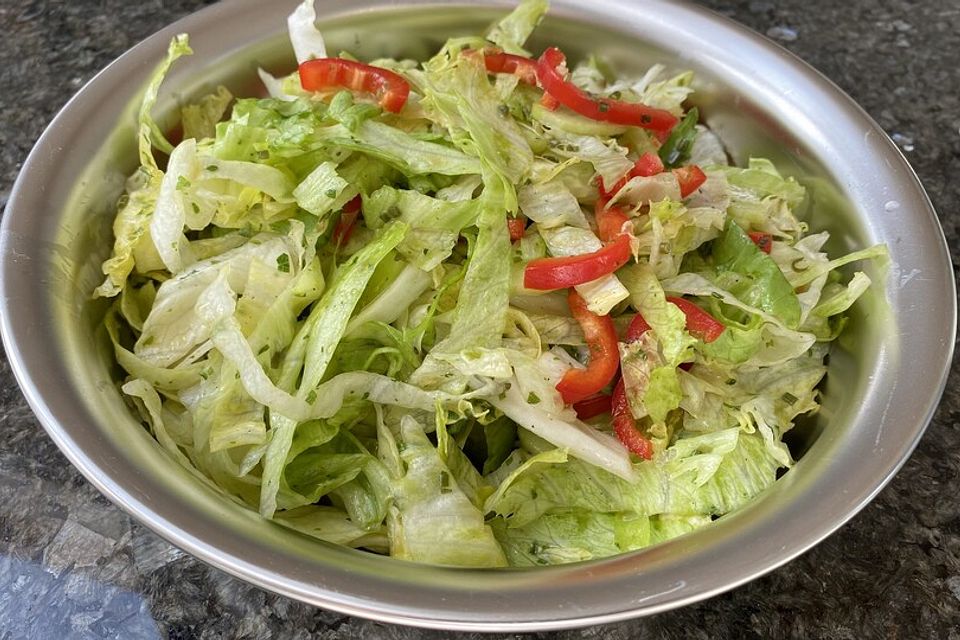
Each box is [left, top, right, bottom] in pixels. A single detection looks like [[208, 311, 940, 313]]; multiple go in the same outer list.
[[99, 0, 885, 567]]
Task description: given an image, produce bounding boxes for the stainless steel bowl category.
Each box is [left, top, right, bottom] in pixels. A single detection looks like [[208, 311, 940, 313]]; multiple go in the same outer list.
[[0, 0, 954, 631]]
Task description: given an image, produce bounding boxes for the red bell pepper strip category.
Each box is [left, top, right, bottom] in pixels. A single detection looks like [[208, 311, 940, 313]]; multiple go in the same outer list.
[[667, 296, 725, 342], [594, 199, 631, 243], [484, 52, 538, 85], [611, 312, 655, 459], [333, 195, 362, 246], [540, 92, 560, 111], [507, 217, 527, 242], [523, 233, 632, 290], [536, 47, 679, 132], [598, 151, 665, 198], [673, 165, 707, 198], [624, 312, 652, 341], [299, 58, 410, 113], [748, 231, 773, 254], [612, 379, 654, 459], [573, 393, 612, 420], [556, 291, 620, 404]]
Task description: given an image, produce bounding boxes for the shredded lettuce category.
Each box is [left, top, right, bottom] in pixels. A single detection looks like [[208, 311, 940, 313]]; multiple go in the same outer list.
[[288, 0, 327, 63], [98, 0, 886, 568], [485, 0, 548, 56]]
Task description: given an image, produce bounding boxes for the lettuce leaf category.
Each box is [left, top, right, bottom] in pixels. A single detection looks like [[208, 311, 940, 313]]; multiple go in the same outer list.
[[485, 0, 548, 56], [389, 415, 507, 566], [487, 429, 781, 527], [711, 221, 801, 328], [94, 35, 192, 297]]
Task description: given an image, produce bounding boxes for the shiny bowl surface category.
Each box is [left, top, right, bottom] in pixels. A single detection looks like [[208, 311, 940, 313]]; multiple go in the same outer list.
[[0, 0, 954, 631]]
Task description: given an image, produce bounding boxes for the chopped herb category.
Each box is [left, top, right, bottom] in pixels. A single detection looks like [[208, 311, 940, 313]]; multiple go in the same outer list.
[[439, 470, 452, 494], [527, 392, 540, 405], [276, 253, 290, 273], [781, 392, 799, 406]]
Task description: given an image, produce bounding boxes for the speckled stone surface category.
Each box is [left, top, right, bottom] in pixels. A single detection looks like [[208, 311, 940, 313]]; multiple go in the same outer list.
[[1, 1, 959, 638]]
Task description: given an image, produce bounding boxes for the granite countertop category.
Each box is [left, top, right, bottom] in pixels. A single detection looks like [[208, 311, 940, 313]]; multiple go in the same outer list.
[[1, 1, 959, 638]]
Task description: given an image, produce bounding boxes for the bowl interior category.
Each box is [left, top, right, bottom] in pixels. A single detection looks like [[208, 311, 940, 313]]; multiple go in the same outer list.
[[1, 0, 952, 631]]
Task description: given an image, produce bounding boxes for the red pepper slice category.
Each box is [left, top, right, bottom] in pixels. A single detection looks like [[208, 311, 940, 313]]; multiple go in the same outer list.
[[610, 312, 655, 459], [507, 217, 527, 242], [612, 379, 654, 459], [624, 313, 652, 341], [748, 231, 773, 254], [299, 59, 410, 113], [536, 47, 679, 132], [484, 52, 538, 85], [573, 393, 612, 420], [594, 199, 631, 243], [667, 296, 725, 342], [524, 234, 632, 290], [673, 165, 707, 198], [556, 291, 620, 404], [333, 195, 362, 246], [598, 152, 665, 198], [540, 92, 560, 111]]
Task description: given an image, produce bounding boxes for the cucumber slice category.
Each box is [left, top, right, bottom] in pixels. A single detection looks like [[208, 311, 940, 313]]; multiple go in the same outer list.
[[532, 102, 627, 137]]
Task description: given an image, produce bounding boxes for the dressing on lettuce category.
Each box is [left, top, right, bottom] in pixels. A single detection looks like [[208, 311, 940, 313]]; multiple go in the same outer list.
[[97, 0, 887, 567]]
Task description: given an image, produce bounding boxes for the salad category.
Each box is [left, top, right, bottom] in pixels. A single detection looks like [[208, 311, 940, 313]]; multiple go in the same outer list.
[[97, 0, 886, 567]]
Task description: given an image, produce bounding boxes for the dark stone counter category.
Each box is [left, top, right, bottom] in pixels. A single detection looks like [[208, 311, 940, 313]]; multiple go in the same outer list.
[[2, 1, 959, 638]]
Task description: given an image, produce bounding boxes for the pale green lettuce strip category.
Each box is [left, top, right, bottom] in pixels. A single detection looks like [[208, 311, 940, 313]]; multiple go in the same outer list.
[[293, 160, 353, 218], [489, 378, 636, 481], [135, 231, 302, 367], [150, 138, 200, 274], [201, 157, 295, 202], [410, 177, 512, 388], [712, 221, 801, 329], [389, 415, 507, 567], [140, 34, 192, 159], [485, 0, 549, 56], [491, 511, 697, 566], [363, 185, 483, 270], [259, 221, 408, 518], [620, 264, 694, 364], [420, 50, 533, 210], [94, 35, 192, 297], [488, 428, 781, 528], [345, 264, 432, 337], [181, 86, 233, 140], [811, 272, 872, 318], [315, 121, 483, 176], [287, 0, 328, 64], [548, 131, 633, 188], [789, 244, 889, 288], [518, 180, 590, 230]]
